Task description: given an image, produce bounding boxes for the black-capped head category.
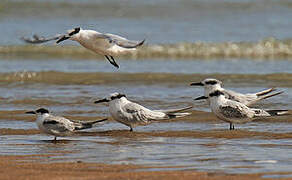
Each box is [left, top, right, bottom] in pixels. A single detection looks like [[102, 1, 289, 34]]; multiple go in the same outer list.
[[209, 90, 225, 98], [203, 78, 221, 85], [94, 92, 126, 104], [190, 78, 222, 87], [110, 92, 126, 100], [26, 108, 49, 115], [68, 27, 81, 36], [36, 108, 49, 114], [56, 27, 81, 44]]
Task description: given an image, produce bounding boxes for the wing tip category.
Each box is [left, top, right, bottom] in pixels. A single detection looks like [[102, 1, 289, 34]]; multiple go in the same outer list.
[[138, 39, 146, 46]]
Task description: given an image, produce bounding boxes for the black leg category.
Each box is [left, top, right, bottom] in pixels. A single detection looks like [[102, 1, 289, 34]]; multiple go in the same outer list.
[[52, 137, 57, 143], [110, 56, 119, 69], [229, 123, 235, 130], [105, 55, 111, 63], [104, 55, 119, 68], [130, 127, 133, 132]]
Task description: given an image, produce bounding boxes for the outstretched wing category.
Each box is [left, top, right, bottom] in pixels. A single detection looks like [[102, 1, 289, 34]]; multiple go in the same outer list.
[[104, 33, 145, 48], [21, 34, 63, 44]]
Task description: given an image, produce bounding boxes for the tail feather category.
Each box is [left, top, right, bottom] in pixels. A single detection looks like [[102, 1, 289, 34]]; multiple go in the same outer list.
[[266, 110, 289, 116], [256, 91, 284, 101], [74, 118, 107, 130], [256, 88, 276, 97], [166, 112, 191, 119], [136, 39, 145, 47], [156, 106, 193, 113]]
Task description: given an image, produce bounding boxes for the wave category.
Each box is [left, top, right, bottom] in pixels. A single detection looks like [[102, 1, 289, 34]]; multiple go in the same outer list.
[[0, 71, 291, 86], [2, 0, 292, 19], [2, 38, 292, 60]]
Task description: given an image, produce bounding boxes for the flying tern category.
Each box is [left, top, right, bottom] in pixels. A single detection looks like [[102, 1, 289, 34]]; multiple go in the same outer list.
[[21, 27, 145, 68], [94, 93, 192, 131]]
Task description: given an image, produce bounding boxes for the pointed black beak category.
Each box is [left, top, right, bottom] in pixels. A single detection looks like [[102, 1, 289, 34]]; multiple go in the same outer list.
[[56, 35, 70, 44], [26, 111, 36, 114], [194, 96, 208, 101], [94, 98, 110, 104], [190, 82, 204, 86]]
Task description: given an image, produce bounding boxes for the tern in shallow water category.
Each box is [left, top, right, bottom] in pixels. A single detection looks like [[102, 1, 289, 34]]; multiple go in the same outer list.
[[197, 90, 288, 130], [191, 78, 283, 106], [21, 27, 145, 68], [26, 108, 107, 141], [94, 93, 192, 131]]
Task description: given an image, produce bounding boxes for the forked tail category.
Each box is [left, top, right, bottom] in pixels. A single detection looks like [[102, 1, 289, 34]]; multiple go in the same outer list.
[[166, 112, 191, 119], [74, 118, 107, 130], [256, 88, 277, 97], [256, 91, 284, 101], [266, 109, 290, 116]]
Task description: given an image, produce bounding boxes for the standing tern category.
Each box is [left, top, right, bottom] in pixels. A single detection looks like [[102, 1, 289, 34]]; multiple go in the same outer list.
[[94, 92, 192, 131], [26, 108, 107, 141], [196, 90, 288, 130], [21, 27, 145, 68], [191, 78, 283, 106]]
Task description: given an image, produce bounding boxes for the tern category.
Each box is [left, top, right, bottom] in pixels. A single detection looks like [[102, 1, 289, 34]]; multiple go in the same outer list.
[[21, 27, 145, 68], [197, 90, 288, 130], [94, 93, 192, 131], [191, 78, 283, 106], [26, 108, 107, 141]]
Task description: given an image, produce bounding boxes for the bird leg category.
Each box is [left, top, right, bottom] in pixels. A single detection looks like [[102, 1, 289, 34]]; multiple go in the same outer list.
[[110, 56, 119, 69], [229, 123, 235, 130], [104, 55, 119, 69], [129, 127, 133, 132], [53, 136, 57, 143]]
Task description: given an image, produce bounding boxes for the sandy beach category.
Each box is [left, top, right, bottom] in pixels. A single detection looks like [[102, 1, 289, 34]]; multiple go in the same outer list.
[[3, 155, 290, 180]]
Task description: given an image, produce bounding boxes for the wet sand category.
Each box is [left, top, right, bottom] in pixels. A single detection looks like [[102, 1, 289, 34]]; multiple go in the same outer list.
[[1, 110, 292, 139], [0, 70, 291, 177], [2, 155, 290, 180]]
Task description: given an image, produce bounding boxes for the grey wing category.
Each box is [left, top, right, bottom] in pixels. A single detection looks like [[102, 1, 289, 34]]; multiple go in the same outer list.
[[122, 103, 150, 123], [21, 34, 63, 44], [122, 102, 169, 124], [223, 89, 253, 104], [43, 116, 74, 132], [219, 101, 251, 119], [104, 33, 145, 48], [155, 106, 193, 113]]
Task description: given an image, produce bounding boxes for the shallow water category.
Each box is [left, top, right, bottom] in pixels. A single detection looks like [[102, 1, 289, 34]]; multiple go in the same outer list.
[[0, 57, 292, 174], [2, 120, 292, 174], [2, 0, 292, 45], [1, 0, 292, 175], [0, 58, 291, 74]]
